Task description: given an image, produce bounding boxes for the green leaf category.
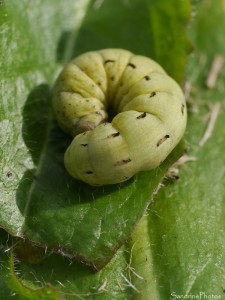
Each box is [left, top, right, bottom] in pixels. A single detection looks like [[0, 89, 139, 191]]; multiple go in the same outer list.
[[22, 140, 185, 270], [146, 113, 225, 297], [147, 0, 192, 83], [134, 0, 225, 298], [13, 245, 131, 300], [0, 229, 62, 300], [2, 0, 225, 299], [0, 0, 190, 269]]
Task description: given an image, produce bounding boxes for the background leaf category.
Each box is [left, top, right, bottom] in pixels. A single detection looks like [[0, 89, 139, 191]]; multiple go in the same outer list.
[[2, 0, 223, 299], [143, 0, 225, 298], [0, 230, 63, 300]]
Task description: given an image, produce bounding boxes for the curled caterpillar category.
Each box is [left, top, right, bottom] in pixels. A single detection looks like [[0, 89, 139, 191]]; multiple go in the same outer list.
[[52, 49, 187, 186]]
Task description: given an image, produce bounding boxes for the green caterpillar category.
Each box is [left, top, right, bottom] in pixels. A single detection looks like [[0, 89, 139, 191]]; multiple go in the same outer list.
[[52, 49, 187, 186]]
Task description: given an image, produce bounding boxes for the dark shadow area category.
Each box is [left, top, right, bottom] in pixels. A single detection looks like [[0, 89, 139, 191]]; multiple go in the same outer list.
[[0, 227, 11, 245], [16, 84, 53, 215], [22, 84, 52, 165], [16, 170, 36, 215]]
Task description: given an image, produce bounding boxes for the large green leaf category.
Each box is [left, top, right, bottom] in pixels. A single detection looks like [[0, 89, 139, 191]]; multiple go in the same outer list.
[[2, 0, 225, 298], [0, 0, 190, 270]]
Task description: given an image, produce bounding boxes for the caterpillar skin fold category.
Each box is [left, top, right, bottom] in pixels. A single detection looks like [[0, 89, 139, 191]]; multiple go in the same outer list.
[[52, 49, 187, 186]]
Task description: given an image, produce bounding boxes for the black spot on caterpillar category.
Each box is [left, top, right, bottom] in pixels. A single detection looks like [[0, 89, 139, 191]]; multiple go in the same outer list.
[[150, 92, 156, 97], [105, 59, 115, 64], [81, 143, 88, 147], [157, 135, 170, 147], [137, 112, 147, 119], [181, 104, 185, 115], [127, 63, 136, 69], [108, 132, 120, 138], [114, 158, 132, 167], [144, 75, 150, 81], [86, 171, 93, 174]]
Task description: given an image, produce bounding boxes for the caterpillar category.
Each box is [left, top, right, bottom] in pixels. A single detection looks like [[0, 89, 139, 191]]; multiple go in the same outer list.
[[52, 49, 187, 186]]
